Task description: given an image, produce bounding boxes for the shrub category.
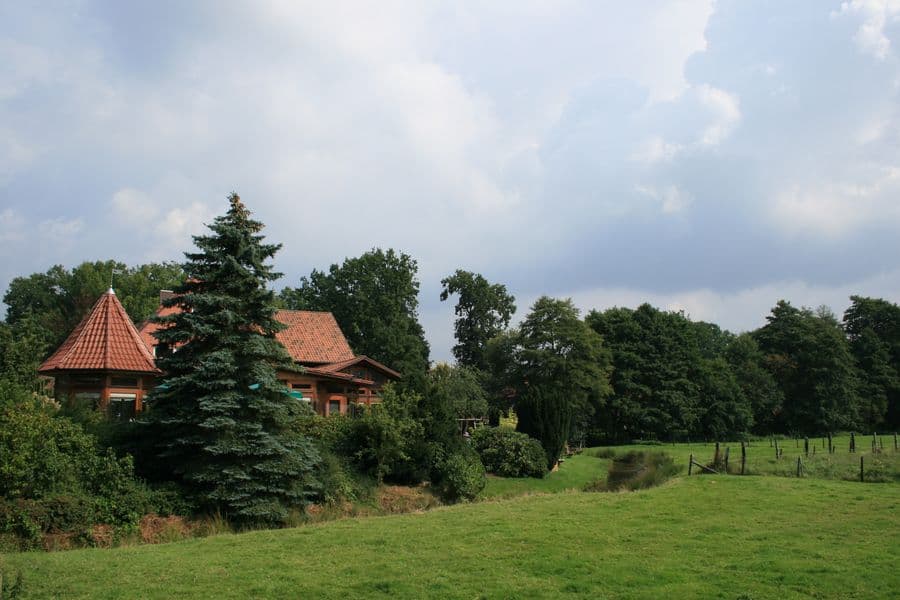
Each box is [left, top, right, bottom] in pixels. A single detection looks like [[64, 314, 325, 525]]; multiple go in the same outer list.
[[471, 427, 547, 478], [434, 450, 486, 502]]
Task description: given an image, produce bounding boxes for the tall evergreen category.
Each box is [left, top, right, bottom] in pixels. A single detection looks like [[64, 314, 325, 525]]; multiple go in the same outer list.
[[145, 194, 319, 525]]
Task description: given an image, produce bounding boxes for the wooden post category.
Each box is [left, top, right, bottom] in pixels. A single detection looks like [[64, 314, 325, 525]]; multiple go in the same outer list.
[[795, 437, 798, 448], [894, 432, 898, 451], [860, 455, 864, 482], [872, 432, 877, 452], [714, 441, 720, 467], [804, 437, 809, 456], [813, 445, 816, 455], [796, 456, 802, 477], [741, 442, 747, 475], [827, 432, 833, 454], [688, 454, 693, 476], [850, 432, 856, 453], [724, 446, 730, 473], [774, 438, 779, 460]]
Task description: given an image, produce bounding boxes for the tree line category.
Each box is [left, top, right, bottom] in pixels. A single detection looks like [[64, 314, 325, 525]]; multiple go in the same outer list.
[[1, 195, 899, 529]]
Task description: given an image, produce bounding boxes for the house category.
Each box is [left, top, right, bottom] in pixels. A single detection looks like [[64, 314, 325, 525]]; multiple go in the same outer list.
[[37, 288, 161, 420], [39, 288, 400, 419]]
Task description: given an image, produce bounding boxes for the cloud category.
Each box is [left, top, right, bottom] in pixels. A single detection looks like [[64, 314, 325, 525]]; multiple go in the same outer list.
[[834, 0, 900, 60], [1, 1, 899, 360]]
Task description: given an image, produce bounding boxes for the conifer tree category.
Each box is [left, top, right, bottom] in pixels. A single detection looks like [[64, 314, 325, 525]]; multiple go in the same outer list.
[[145, 194, 319, 525]]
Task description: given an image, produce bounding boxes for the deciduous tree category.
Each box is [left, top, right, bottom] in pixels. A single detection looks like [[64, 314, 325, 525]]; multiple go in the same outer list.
[[439, 270, 515, 370]]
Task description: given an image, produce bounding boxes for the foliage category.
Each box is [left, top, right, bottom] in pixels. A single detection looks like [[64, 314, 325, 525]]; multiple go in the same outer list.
[[280, 248, 430, 392], [432, 448, 486, 502], [2, 260, 184, 349], [696, 357, 753, 440], [516, 385, 573, 469], [496, 297, 612, 452], [470, 427, 547, 478], [724, 334, 784, 435], [141, 194, 321, 525], [843, 296, 900, 429], [335, 385, 425, 483], [587, 304, 703, 442], [755, 300, 860, 434], [439, 269, 515, 370], [427, 363, 488, 419], [0, 380, 159, 547], [587, 304, 755, 443], [0, 316, 51, 390]]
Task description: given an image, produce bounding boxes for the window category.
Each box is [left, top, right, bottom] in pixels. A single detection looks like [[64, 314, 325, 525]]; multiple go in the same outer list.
[[72, 392, 101, 411], [292, 383, 312, 390], [108, 394, 136, 422], [328, 400, 341, 415]]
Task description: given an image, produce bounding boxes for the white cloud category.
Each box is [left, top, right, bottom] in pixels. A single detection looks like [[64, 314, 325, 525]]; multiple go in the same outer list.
[[834, 0, 900, 60], [772, 166, 900, 237], [695, 84, 741, 146], [530, 267, 900, 334], [635, 184, 693, 214]]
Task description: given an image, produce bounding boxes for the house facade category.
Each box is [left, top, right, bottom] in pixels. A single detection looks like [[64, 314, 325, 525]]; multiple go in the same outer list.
[[39, 289, 400, 418]]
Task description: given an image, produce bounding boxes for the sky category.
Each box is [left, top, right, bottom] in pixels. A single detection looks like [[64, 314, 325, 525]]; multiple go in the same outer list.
[[1, 0, 899, 361]]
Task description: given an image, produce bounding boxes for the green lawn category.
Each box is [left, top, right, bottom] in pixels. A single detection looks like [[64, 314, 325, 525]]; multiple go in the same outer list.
[[3, 475, 898, 599], [479, 451, 610, 499]]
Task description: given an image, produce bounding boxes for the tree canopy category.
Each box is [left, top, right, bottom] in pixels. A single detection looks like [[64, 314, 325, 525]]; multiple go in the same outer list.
[[280, 248, 430, 391], [439, 270, 515, 371]]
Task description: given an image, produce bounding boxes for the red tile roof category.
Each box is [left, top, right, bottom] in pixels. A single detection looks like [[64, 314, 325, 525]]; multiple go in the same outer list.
[[137, 304, 180, 350], [317, 355, 401, 379], [137, 306, 356, 365], [274, 310, 355, 364], [39, 289, 160, 374]]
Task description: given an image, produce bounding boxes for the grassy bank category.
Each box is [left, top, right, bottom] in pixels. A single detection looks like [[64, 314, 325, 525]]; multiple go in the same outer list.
[[2, 475, 898, 599]]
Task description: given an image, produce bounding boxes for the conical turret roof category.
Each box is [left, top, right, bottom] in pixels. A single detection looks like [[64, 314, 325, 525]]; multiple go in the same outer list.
[[39, 289, 160, 374]]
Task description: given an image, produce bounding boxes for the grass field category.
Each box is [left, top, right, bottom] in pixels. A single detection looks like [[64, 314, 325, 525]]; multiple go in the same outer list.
[[480, 451, 611, 499], [599, 434, 900, 482], [2, 474, 898, 599]]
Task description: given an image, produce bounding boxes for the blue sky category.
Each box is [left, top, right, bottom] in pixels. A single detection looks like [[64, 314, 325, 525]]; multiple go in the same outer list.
[[1, 1, 899, 361]]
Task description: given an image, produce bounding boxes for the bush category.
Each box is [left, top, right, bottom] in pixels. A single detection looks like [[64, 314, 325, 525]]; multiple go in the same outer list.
[[434, 450, 486, 502], [471, 427, 547, 478]]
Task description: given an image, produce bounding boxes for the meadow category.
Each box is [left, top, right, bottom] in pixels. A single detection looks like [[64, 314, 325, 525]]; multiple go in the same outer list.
[[2, 438, 898, 599]]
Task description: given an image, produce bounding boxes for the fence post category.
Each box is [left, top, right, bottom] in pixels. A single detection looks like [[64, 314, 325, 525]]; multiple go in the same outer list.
[[872, 432, 877, 452], [894, 432, 898, 451], [804, 437, 809, 456], [724, 446, 730, 473], [796, 456, 802, 477], [828, 432, 833, 454], [850, 432, 856, 453], [688, 454, 693, 476], [774, 438, 779, 460], [860, 456, 864, 482], [714, 441, 720, 467], [741, 442, 747, 475]]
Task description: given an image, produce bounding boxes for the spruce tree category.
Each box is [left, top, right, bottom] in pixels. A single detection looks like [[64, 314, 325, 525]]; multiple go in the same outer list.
[[146, 194, 319, 525]]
